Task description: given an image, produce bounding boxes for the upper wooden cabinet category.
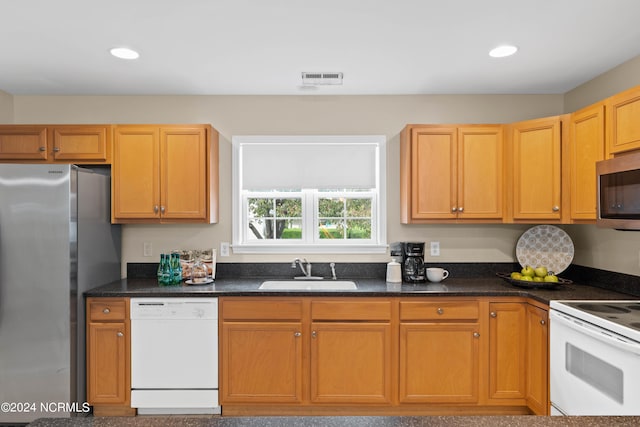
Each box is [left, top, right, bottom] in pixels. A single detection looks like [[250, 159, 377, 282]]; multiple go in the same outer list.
[[0, 125, 111, 163], [568, 102, 605, 222], [606, 85, 640, 155], [112, 124, 219, 224], [507, 116, 562, 222], [400, 125, 504, 223]]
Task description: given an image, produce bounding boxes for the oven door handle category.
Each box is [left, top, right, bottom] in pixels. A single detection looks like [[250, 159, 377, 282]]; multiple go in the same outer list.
[[551, 310, 640, 356]]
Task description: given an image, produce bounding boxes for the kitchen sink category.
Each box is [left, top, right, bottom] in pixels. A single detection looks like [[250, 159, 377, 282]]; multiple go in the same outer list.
[[259, 280, 357, 290]]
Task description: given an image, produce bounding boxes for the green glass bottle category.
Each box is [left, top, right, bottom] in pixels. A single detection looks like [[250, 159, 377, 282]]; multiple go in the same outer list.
[[161, 254, 172, 286], [171, 253, 183, 285], [157, 254, 165, 286]]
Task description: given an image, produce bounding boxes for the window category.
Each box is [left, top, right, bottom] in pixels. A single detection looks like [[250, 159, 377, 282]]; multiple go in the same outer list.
[[232, 135, 386, 253]]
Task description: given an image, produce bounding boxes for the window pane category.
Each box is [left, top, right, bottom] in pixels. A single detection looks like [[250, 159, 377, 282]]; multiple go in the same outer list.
[[247, 197, 302, 240], [347, 219, 371, 239], [318, 219, 345, 239], [319, 198, 344, 217], [346, 198, 371, 217]]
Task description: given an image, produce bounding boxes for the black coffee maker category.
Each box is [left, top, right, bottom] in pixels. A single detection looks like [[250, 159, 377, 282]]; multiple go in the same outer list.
[[401, 242, 426, 283]]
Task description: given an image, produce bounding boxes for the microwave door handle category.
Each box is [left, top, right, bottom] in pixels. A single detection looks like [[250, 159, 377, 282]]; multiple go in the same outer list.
[[551, 311, 640, 356]]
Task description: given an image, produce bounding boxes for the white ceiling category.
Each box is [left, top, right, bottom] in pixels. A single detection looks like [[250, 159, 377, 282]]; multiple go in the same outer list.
[[2, 0, 640, 96]]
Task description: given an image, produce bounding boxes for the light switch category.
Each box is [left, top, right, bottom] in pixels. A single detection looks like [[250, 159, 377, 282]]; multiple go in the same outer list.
[[143, 242, 153, 257]]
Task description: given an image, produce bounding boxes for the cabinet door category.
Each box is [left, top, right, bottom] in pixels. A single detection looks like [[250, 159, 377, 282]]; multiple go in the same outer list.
[[510, 117, 562, 220], [52, 125, 110, 162], [569, 103, 605, 221], [221, 322, 303, 404], [488, 302, 526, 401], [160, 127, 207, 220], [112, 126, 161, 221], [410, 126, 458, 219], [399, 323, 480, 403], [607, 85, 640, 155], [310, 322, 392, 404], [458, 126, 504, 219], [0, 126, 48, 160], [87, 322, 128, 404], [526, 304, 549, 415]]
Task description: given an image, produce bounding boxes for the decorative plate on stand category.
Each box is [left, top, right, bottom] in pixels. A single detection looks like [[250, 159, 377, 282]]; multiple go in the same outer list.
[[515, 225, 574, 274]]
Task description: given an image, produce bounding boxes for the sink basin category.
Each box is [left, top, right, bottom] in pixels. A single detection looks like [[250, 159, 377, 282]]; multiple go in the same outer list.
[[259, 280, 357, 291]]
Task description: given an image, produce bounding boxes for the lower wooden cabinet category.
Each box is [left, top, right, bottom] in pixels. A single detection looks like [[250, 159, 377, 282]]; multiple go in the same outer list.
[[525, 303, 549, 415], [221, 321, 304, 403], [220, 297, 393, 412], [220, 296, 549, 416], [488, 302, 527, 402], [86, 297, 134, 416], [399, 323, 480, 403], [399, 300, 480, 403], [311, 322, 392, 404]]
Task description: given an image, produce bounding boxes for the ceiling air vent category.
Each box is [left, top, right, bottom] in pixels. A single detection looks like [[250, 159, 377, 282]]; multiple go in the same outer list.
[[301, 72, 343, 86]]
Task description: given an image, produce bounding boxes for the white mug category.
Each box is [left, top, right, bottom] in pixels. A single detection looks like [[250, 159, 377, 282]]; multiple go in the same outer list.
[[427, 267, 449, 283]]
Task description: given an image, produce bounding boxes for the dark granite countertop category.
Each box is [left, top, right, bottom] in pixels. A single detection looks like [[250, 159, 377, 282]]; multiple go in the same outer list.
[[27, 415, 640, 426], [85, 275, 635, 305]]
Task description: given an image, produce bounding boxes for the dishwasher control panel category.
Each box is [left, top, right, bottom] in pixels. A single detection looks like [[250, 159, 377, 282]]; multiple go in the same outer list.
[[130, 298, 218, 319]]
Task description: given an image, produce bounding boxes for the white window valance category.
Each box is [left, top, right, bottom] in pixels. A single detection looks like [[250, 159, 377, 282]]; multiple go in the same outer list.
[[237, 135, 382, 190]]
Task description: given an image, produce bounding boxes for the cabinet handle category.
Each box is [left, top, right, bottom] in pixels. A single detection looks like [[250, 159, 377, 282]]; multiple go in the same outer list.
[[437, 308, 444, 315], [160, 206, 166, 214], [552, 205, 560, 212], [540, 320, 546, 326], [473, 332, 480, 338], [294, 332, 301, 337], [451, 207, 457, 213], [103, 308, 110, 314], [312, 331, 317, 338], [153, 205, 159, 214], [39, 146, 46, 152], [53, 147, 60, 152], [117, 332, 124, 337], [458, 207, 464, 212], [490, 311, 497, 318]]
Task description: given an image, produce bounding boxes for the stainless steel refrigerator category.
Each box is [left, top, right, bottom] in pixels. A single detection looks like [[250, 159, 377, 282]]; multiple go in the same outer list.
[[0, 164, 121, 424]]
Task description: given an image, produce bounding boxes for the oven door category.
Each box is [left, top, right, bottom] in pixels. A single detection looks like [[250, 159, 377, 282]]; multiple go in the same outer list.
[[550, 309, 640, 415]]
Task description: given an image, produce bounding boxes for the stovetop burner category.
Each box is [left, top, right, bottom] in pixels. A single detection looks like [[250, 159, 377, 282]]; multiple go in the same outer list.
[[575, 303, 631, 314], [552, 300, 640, 340]]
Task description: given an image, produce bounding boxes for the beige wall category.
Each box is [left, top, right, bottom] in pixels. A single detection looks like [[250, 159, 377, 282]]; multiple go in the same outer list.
[[564, 55, 640, 112], [0, 90, 13, 122], [13, 94, 563, 277], [10, 58, 640, 277]]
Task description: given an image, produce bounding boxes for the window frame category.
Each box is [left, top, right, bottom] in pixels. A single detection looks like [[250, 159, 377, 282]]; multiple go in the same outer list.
[[232, 135, 387, 254]]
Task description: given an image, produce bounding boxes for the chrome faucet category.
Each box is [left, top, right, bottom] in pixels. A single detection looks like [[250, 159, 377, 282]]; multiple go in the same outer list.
[[330, 262, 337, 280], [292, 258, 311, 277]]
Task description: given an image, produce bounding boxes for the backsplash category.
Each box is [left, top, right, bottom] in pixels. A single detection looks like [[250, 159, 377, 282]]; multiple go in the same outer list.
[[127, 262, 640, 298]]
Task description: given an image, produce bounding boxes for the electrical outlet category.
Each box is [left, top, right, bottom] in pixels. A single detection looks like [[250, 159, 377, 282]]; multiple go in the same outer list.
[[220, 242, 230, 257], [430, 241, 440, 257], [143, 242, 153, 257]]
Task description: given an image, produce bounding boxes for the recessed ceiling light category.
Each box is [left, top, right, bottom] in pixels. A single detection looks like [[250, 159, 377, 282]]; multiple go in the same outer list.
[[489, 45, 518, 58], [110, 47, 140, 60]]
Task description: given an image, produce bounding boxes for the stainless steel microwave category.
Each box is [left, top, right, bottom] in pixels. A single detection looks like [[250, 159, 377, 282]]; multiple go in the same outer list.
[[597, 152, 640, 230]]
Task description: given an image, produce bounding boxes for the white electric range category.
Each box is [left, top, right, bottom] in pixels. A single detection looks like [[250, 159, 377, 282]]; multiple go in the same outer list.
[[550, 300, 640, 415]]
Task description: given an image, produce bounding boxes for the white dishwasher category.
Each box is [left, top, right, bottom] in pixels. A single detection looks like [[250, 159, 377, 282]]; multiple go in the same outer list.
[[130, 298, 220, 415]]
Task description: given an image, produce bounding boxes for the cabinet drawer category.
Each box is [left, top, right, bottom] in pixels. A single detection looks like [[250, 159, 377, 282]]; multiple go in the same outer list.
[[222, 298, 303, 321], [88, 299, 127, 321], [312, 300, 392, 321], [400, 300, 479, 321]]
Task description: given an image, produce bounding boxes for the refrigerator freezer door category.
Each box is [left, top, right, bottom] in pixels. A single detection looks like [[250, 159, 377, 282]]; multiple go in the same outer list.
[[0, 164, 73, 423]]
